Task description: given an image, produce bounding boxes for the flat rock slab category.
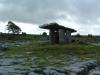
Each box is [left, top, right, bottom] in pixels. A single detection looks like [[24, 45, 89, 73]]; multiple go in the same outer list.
[[89, 67, 100, 75], [64, 60, 97, 75], [0, 57, 98, 75], [0, 58, 26, 66], [89, 71, 100, 75]]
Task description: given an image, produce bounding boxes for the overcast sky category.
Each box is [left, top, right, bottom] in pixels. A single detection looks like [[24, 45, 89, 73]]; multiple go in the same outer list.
[[0, 0, 100, 35]]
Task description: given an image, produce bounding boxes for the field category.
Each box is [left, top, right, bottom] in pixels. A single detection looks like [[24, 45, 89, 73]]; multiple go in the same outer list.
[[73, 35, 100, 43], [1, 34, 100, 67]]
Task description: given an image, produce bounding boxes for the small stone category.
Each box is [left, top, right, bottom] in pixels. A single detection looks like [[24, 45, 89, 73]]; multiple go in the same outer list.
[[27, 72, 40, 75], [89, 71, 100, 75]]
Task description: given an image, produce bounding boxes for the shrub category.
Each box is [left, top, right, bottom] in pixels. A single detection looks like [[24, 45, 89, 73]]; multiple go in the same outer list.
[[75, 33, 81, 37], [88, 34, 93, 37]]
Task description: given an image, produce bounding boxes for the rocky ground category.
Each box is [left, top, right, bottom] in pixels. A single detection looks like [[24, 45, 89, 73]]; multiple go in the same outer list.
[[0, 41, 100, 75], [0, 55, 98, 75]]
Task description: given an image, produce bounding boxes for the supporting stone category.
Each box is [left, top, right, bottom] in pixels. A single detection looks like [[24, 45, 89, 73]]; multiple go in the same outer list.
[[65, 30, 71, 43], [49, 29, 59, 44], [59, 29, 66, 43], [49, 29, 54, 44]]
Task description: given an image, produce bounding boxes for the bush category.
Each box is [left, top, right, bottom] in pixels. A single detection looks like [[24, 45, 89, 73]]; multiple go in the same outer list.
[[22, 32, 27, 36], [75, 34, 81, 37], [42, 32, 47, 37], [88, 34, 93, 37]]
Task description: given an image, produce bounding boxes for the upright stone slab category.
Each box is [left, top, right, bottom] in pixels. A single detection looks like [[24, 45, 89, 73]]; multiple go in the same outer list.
[[65, 30, 71, 43], [59, 29, 66, 43], [49, 29, 59, 44], [49, 29, 54, 44]]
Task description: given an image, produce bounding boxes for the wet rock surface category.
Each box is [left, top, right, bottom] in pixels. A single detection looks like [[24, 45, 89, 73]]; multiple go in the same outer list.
[[0, 41, 100, 75], [0, 56, 98, 75], [89, 67, 100, 75], [65, 60, 97, 75], [0, 41, 31, 51]]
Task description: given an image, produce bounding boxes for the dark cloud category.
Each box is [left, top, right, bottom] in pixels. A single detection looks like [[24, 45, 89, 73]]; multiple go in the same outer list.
[[0, 0, 100, 26]]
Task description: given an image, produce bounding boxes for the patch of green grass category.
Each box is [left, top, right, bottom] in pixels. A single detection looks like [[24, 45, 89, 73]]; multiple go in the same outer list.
[[6, 43, 100, 59], [0, 34, 42, 42], [73, 36, 100, 43], [4, 43, 100, 67]]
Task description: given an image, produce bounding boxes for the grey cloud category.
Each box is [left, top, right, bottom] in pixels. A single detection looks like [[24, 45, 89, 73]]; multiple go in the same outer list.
[[0, 0, 100, 26]]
